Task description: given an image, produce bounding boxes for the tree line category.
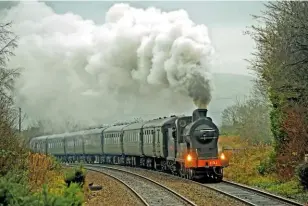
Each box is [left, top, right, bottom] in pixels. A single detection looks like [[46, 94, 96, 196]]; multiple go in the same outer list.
[[221, 1, 308, 180]]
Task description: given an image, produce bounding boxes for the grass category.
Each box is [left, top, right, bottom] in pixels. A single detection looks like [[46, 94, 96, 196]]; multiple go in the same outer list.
[[218, 136, 308, 204]]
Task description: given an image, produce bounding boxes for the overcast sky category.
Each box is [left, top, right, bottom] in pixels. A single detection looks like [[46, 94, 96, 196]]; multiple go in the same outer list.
[[44, 1, 265, 76], [0, 1, 265, 76]]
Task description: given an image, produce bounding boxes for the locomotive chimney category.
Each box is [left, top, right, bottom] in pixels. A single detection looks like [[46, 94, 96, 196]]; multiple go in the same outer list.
[[192, 109, 208, 122]]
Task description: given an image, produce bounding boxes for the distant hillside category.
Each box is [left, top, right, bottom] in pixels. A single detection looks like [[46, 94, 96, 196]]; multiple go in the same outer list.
[[207, 73, 256, 126]]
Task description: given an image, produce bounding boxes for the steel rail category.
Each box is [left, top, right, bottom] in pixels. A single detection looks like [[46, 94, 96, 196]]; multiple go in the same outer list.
[[65, 164, 149, 206], [69, 163, 197, 206], [66, 163, 305, 206]]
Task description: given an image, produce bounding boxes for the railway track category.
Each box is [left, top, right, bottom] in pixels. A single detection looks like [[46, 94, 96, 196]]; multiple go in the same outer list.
[[68, 163, 304, 206], [204, 180, 304, 206], [69, 164, 197, 206]]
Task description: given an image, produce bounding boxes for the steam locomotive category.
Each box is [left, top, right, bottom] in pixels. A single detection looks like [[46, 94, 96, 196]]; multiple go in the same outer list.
[[30, 109, 228, 182]]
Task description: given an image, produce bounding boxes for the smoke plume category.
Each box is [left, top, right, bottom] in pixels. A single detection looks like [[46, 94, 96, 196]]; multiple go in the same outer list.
[[1, 2, 215, 130]]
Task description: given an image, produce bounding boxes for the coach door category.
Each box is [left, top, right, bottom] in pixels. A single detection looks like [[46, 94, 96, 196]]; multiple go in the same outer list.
[[155, 128, 161, 157]]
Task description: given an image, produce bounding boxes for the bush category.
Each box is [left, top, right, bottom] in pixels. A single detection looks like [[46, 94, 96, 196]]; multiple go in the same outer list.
[[0, 171, 39, 206], [39, 183, 84, 206], [257, 151, 276, 176], [296, 162, 308, 190], [64, 165, 86, 188], [0, 170, 84, 206], [28, 153, 64, 191]]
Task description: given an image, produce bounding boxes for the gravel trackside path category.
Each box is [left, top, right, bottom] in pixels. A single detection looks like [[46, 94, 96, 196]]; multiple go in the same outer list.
[[85, 171, 144, 206]]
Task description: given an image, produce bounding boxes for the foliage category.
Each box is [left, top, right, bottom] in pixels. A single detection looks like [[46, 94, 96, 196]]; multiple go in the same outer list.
[[0, 171, 84, 206], [247, 1, 308, 178], [0, 171, 39, 206], [275, 105, 308, 180], [38, 183, 84, 206], [257, 150, 276, 176], [0, 21, 86, 206], [0, 154, 86, 206], [223, 143, 273, 184], [296, 162, 308, 190], [64, 165, 86, 188], [0, 21, 28, 177], [28, 153, 63, 192], [222, 136, 308, 203]]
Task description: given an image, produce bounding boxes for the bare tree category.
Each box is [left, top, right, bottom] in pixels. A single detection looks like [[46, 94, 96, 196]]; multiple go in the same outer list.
[[220, 85, 273, 144], [0, 22, 20, 99]]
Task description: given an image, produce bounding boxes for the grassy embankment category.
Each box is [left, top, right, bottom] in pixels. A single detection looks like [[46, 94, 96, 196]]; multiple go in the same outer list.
[[218, 136, 308, 204]]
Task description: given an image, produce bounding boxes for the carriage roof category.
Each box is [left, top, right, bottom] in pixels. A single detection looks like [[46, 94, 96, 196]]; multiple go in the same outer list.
[[104, 124, 130, 133], [142, 116, 177, 128], [31, 127, 108, 141], [123, 121, 145, 130]]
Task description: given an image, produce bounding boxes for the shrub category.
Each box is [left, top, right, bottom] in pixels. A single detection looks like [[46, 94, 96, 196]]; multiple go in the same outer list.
[[39, 183, 84, 206], [257, 151, 276, 176], [0, 169, 84, 206], [64, 165, 86, 188], [0, 171, 39, 206], [296, 162, 308, 190], [28, 153, 64, 191]]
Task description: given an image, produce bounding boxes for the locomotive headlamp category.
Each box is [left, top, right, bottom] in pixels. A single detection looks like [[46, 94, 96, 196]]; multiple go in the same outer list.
[[220, 153, 226, 160], [186, 154, 192, 161]]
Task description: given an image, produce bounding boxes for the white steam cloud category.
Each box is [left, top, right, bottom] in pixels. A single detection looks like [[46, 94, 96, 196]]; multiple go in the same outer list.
[[2, 2, 215, 130]]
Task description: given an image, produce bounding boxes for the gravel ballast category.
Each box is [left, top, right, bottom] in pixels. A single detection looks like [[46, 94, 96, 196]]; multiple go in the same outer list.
[[85, 170, 144, 206], [111, 166, 247, 206]]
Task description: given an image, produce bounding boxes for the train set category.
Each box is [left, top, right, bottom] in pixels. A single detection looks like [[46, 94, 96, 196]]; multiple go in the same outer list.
[[30, 109, 228, 182]]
